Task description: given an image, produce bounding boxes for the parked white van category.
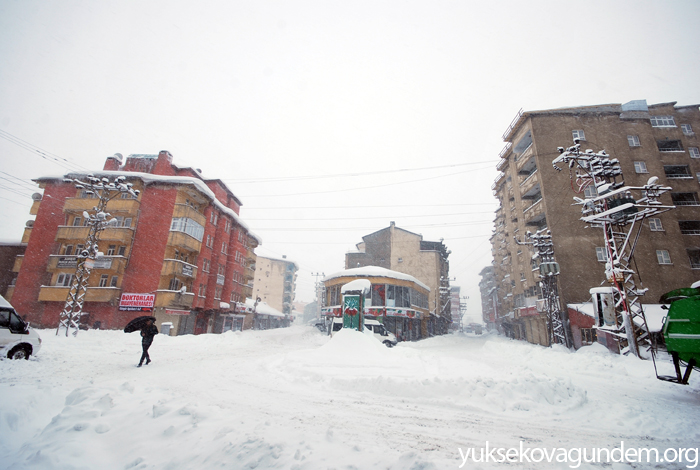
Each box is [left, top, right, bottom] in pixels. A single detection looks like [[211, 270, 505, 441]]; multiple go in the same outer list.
[[0, 295, 42, 360], [330, 318, 398, 347]]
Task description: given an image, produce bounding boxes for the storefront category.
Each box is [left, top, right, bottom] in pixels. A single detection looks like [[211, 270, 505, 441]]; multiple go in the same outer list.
[[322, 266, 430, 342]]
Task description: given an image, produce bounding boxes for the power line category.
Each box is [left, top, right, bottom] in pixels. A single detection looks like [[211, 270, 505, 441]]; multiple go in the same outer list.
[[244, 202, 498, 210], [245, 210, 497, 221], [252, 220, 493, 232], [223, 160, 498, 184], [0, 171, 39, 191], [240, 165, 493, 198], [0, 129, 88, 172]]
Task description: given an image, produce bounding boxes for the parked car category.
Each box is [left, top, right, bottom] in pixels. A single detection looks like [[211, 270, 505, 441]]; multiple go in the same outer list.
[[329, 318, 398, 347], [0, 295, 42, 360]]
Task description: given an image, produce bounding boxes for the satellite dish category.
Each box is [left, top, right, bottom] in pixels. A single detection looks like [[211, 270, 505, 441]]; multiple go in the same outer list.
[[31, 193, 42, 201], [83, 211, 90, 219], [647, 176, 659, 186], [25, 220, 34, 228]]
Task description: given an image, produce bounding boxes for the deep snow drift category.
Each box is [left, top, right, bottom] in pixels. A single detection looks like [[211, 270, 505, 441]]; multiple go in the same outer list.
[[1, 326, 698, 469]]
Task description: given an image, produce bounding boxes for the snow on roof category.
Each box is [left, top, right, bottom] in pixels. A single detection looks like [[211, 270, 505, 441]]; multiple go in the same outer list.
[[257, 255, 298, 270], [568, 303, 595, 318], [323, 266, 430, 292], [37, 170, 262, 244], [341, 279, 371, 295], [245, 298, 284, 317]]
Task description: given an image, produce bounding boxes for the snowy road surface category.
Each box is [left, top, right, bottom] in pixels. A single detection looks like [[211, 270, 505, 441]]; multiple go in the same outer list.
[[1, 326, 698, 469]]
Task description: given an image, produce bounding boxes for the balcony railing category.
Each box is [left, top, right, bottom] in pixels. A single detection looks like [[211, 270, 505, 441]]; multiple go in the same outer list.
[[161, 259, 198, 278], [154, 290, 194, 309], [55, 226, 135, 243], [39, 286, 121, 303], [47, 255, 128, 273], [167, 231, 202, 252], [172, 204, 206, 226], [64, 197, 140, 214]]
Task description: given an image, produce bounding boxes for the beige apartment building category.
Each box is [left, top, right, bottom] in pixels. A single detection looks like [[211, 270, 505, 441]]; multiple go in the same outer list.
[[488, 100, 700, 346], [345, 222, 451, 336], [253, 255, 298, 316]]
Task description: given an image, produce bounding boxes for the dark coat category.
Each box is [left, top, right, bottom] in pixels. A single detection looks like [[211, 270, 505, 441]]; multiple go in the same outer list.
[[141, 324, 159, 344]]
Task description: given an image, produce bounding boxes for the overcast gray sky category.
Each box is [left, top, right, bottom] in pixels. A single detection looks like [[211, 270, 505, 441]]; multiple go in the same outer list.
[[1, 0, 699, 320]]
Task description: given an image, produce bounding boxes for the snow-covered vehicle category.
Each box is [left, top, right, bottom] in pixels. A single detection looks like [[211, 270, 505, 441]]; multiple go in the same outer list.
[[329, 318, 397, 347], [0, 295, 42, 360]]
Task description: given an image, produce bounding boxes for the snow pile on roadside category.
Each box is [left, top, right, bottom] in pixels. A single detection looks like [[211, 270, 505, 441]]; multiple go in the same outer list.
[[1, 327, 699, 470]]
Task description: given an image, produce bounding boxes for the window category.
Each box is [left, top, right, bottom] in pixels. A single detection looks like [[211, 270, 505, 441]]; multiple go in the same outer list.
[[202, 259, 210, 272], [235, 251, 243, 264], [634, 161, 648, 174], [99, 275, 108, 287], [198, 284, 207, 298], [215, 286, 222, 300], [671, 192, 700, 206], [649, 218, 664, 231], [118, 246, 126, 256], [627, 135, 641, 147], [580, 328, 597, 345], [169, 277, 181, 291], [56, 273, 73, 287], [221, 242, 227, 254], [595, 247, 608, 262], [679, 221, 700, 235], [110, 276, 118, 287], [650, 115, 676, 127], [107, 245, 116, 255], [690, 147, 700, 159], [72, 216, 82, 226], [584, 185, 598, 198], [682, 124, 694, 135], [123, 217, 132, 228], [210, 211, 218, 225], [657, 140, 683, 152], [697, 173, 700, 184], [170, 217, 204, 241], [218, 264, 226, 276], [656, 250, 672, 265], [572, 129, 586, 141], [664, 165, 692, 179], [63, 245, 74, 255], [206, 234, 213, 248], [688, 249, 700, 269]]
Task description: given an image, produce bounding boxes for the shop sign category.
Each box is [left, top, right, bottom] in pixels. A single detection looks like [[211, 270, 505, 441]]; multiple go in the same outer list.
[[386, 308, 420, 319], [93, 257, 112, 269], [57, 256, 78, 268], [119, 293, 155, 312], [321, 307, 342, 317], [165, 309, 191, 315], [182, 264, 194, 277]]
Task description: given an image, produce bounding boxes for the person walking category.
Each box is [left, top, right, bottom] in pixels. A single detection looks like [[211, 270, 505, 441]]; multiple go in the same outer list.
[[138, 319, 158, 367]]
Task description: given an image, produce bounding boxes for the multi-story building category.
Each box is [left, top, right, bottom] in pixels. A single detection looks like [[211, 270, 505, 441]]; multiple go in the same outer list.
[[478, 266, 497, 331], [345, 221, 451, 336], [449, 286, 462, 331], [7, 151, 261, 335], [252, 255, 298, 317], [487, 100, 700, 347]]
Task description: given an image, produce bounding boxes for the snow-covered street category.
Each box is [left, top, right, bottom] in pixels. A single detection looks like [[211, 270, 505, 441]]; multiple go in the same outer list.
[[1, 326, 699, 469]]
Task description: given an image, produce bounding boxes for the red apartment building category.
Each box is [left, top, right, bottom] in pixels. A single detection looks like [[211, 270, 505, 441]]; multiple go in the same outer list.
[[7, 151, 261, 335]]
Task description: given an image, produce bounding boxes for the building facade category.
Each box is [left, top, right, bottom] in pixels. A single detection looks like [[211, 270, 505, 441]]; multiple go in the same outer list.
[[345, 221, 451, 336], [252, 255, 298, 317], [8, 151, 261, 335], [321, 266, 430, 342], [486, 100, 700, 348]]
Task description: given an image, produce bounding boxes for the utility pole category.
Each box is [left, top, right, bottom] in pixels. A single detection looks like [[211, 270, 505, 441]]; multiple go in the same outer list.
[[56, 175, 139, 336], [515, 230, 571, 348], [552, 140, 674, 357]]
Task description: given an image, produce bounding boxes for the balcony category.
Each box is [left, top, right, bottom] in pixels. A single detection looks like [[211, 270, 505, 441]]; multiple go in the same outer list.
[[13, 255, 23, 272], [47, 255, 128, 273], [38, 286, 121, 303], [161, 259, 198, 278], [63, 197, 141, 214], [519, 171, 539, 195], [154, 290, 194, 309], [55, 226, 135, 243], [167, 231, 202, 252], [172, 204, 206, 227]]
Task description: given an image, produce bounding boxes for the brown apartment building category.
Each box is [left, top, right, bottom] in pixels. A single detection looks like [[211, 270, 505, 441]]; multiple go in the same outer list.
[[253, 255, 298, 316], [487, 100, 700, 347]]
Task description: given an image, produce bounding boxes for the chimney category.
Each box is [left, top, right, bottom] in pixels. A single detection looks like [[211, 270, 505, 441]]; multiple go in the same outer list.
[[103, 153, 123, 171], [154, 150, 175, 176]]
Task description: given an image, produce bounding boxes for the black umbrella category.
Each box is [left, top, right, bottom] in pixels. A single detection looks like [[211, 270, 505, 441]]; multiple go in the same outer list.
[[124, 316, 156, 333]]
